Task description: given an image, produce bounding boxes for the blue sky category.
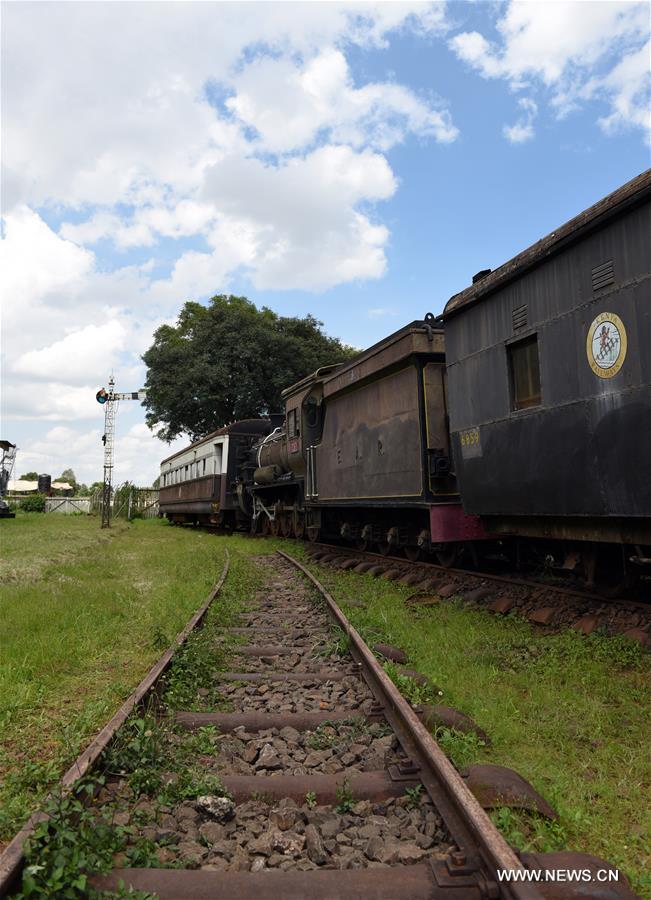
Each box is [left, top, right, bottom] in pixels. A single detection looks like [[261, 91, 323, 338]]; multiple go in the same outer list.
[[1, 1, 649, 486]]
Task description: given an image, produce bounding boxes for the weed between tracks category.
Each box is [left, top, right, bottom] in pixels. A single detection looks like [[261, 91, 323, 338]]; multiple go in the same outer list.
[[296, 548, 650, 897]]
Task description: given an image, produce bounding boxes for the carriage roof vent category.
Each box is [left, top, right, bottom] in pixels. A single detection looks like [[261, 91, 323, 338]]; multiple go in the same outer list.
[[592, 260, 614, 292]]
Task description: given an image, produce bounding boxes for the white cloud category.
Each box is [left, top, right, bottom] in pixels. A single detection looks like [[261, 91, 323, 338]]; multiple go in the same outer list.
[[3, 382, 107, 423], [226, 47, 457, 154], [503, 97, 538, 143], [13, 321, 128, 384], [18, 5, 458, 297], [13, 423, 186, 487], [198, 144, 396, 290], [595, 40, 651, 135], [3, 2, 450, 211], [1, 206, 94, 309], [60, 200, 219, 250], [2, 2, 455, 484], [450, 1, 650, 138]]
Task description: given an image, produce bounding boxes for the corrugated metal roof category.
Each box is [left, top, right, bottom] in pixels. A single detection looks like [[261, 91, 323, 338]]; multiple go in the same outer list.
[[8, 480, 38, 491], [8, 480, 72, 491], [443, 169, 651, 319]]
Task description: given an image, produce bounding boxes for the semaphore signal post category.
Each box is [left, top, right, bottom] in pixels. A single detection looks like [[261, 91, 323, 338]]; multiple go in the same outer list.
[[96, 375, 146, 528]]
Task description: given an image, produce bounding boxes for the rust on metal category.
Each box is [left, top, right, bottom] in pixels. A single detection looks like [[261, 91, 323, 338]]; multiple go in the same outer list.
[[489, 597, 515, 615], [417, 578, 444, 592], [92, 862, 483, 900], [0, 555, 231, 898], [420, 706, 491, 745], [338, 558, 359, 570], [527, 606, 556, 625], [353, 561, 375, 573], [175, 709, 372, 732], [317, 553, 340, 564], [528, 607, 557, 626], [277, 551, 533, 894], [438, 583, 460, 599], [237, 645, 302, 656], [463, 765, 557, 819], [366, 565, 388, 576], [220, 770, 417, 803], [218, 670, 356, 683], [571, 616, 602, 636], [380, 568, 402, 580], [620, 628, 648, 645], [225, 626, 312, 635], [399, 571, 425, 586], [463, 587, 494, 604], [373, 643, 408, 664]]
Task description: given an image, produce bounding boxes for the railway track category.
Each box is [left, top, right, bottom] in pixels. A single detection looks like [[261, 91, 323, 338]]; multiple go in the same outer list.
[[300, 542, 650, 645], [0, 550, 637, 898]]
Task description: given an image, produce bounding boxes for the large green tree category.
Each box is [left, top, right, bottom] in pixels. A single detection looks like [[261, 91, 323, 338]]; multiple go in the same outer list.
[[143, 295, 357, 442]]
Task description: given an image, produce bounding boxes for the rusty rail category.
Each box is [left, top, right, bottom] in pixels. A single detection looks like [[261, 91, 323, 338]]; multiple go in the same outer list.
[[0, 553, 230, 898], [278, 550, 545, 900]]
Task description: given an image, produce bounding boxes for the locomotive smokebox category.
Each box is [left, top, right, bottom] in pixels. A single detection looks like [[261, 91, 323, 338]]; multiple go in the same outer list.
[[254, 465, 282, 485], [258, 434, 289, 472]]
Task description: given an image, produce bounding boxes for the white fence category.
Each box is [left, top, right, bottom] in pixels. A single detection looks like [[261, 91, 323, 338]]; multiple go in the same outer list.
[[45, 497, 92, 515]]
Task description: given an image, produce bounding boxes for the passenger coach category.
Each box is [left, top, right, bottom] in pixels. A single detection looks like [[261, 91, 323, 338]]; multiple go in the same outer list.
[[442, 169, 651, 586], [159, 419, 273, 527]]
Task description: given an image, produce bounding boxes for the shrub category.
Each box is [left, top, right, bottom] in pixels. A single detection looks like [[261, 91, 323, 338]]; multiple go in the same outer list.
[[20, 494, 46, 512]]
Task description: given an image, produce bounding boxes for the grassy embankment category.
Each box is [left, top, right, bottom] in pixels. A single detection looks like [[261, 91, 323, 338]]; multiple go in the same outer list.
[[288, 547, 649, 896], [0, 514, 230, 846]]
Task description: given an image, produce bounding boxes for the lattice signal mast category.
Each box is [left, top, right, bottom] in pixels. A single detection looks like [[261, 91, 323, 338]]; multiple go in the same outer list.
[[96, 376, 146, 528]]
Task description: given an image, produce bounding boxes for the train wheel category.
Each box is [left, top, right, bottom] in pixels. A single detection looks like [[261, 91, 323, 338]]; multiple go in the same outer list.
[[377, 541, 392, 556], [404, 545, 422, 562], [270, 517, 281, 537], [436, 544, 460, 568], [307, 525, 320, 542], [280, 516, 293, 538], [293, 515, 305, 539], [355, 539, 369, 552], [260, 516, 271, 536]]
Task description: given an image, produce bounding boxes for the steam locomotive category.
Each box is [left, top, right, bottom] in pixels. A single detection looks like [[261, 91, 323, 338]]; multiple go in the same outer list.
[[159, 169, 651, 589]]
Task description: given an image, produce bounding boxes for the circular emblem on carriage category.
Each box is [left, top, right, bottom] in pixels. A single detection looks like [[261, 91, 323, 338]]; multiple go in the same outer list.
[[586, 312, 627, 378]]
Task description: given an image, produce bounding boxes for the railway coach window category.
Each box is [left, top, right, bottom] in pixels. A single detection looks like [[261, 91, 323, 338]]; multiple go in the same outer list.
[[509, 334, 541, 410]]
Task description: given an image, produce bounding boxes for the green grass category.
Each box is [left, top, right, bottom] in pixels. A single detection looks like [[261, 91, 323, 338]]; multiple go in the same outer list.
[[0, 515, 227, 844], [14, 534, 285, 898], [297, 553, 650, 897], [3, 519, 648, 895]]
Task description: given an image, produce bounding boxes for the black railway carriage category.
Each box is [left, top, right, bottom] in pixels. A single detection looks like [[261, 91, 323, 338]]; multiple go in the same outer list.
[[159, 419, 272, 527], [442, 169, 651, 579]]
